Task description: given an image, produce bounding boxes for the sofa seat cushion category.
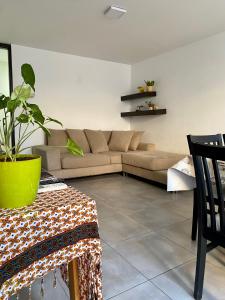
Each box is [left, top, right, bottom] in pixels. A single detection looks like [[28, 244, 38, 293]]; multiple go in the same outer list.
[[61, 153, 111, 169], [102, 151, 122, 164], [122, 151, 185, 171]]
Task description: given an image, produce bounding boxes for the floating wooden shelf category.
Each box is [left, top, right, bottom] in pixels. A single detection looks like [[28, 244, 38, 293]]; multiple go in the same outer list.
[[121, 91, 156, 101], [121, 109, 167, 117]]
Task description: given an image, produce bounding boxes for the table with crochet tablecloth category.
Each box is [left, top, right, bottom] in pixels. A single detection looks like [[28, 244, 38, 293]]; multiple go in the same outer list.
[[0, 185, 102, 300]]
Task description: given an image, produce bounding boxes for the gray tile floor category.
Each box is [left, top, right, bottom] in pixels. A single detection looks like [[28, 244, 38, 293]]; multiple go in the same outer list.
[[11, 174, 225, 299]]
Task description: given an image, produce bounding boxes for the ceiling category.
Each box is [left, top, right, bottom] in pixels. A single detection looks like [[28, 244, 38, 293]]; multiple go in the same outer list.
[[1, 0, 225, 64]]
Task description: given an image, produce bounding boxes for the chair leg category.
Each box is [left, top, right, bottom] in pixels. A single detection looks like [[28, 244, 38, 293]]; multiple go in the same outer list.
[[194, 234, 207, 300], [192, 188, 198, 241]]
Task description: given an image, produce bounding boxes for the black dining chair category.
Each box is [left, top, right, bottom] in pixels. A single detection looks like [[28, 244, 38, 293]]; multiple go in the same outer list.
[[187, 140, 225, 299], [187, 134, 223, 241]]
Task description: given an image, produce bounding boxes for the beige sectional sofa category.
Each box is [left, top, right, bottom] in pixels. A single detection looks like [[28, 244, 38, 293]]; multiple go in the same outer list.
[[32, 129, 184, 185]]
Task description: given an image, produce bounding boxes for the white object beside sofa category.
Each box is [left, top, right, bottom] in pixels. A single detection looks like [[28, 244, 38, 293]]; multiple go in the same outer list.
[[167, 156, 196, 192]]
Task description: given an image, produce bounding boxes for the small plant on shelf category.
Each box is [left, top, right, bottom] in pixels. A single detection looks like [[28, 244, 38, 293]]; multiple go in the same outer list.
[[144, 80, 155, 92], [137, 86, 145, 93]]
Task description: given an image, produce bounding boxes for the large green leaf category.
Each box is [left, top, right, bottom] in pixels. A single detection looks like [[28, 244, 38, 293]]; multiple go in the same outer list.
[[33, 111, 45, 124], [66, 138, 83, 156], [46, 117, 63, 127], [11, 85, 32, 102], [27, 103, 45, 124], [21, 64, 35, 91], [27, 103, 40, 112], [16, 114, 29, 123], [0, 96, 8, 110], [7, 99, 21, 112]]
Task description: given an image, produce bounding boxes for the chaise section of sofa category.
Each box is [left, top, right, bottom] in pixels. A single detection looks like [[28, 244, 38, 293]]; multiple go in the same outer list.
[[32, 129, 184, 185], [122, 151, 185, 185]]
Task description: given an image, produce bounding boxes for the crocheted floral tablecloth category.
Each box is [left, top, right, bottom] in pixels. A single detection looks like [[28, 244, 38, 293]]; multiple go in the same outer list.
[[0, 187, 102, 300]]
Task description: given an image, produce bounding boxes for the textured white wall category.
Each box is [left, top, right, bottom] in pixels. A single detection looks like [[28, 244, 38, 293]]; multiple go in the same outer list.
[[131, 31, 225, 154], [0, 61, 10, 96], [0, 60, 10, 127], [12, 45, 131, 149]]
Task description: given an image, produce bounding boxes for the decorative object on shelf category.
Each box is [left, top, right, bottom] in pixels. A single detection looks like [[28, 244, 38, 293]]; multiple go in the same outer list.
[[0, 174, 102, 300], [137, 86, 145, 93], [0, 64, 83, 209], [145, 100, 159, 111], [136, 105, 146, 111], [144, 80, 155, 92], [145, 100, 153, 110]]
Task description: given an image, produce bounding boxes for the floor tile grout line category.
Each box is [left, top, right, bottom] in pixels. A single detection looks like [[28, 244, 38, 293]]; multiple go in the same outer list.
[[149, 257, 196, 281], [149, 197, 194, 219], [101, 228, 150, 246], [104, 225, 196, 262], [106, 280, 149, 300], [103, 240, 150, 281], [104, 236, 196, 289], [155, 230, 197, 256], [100, 216, 191, 245], [153, 217, 197, 255], [150, 280, 174, 300], [154, 217, 193, 234], [100, 227, 154, 246]]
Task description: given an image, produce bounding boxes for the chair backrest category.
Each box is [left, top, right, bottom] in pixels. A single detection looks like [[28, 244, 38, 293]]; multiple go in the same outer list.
[[187, 134, 223, 148], [187, 139, 225, 238]]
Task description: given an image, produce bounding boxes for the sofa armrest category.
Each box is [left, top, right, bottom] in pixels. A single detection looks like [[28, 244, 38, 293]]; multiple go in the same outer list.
[[137, 143, 156, 151], [32, 145, 61, 171]]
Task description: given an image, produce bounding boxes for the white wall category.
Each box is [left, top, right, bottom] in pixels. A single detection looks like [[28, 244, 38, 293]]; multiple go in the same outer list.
[[0, 61, 10, 96], [12, 45, 131, 148], [131, 31, 225, 154], [0, 58, 10, 128]]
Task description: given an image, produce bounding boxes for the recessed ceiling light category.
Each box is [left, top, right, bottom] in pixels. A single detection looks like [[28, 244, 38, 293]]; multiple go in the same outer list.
[[104, 5, 127, 19]]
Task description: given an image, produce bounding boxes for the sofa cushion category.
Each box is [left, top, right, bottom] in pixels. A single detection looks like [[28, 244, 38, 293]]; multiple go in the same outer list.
[[103, 131, 112, 144], [47, 129, 68, 146], [109, 131, 134, 152], [66, 129, 90, 153], [122, 151, 185, 171], [61, 153, 110, 169], [129, 131, 144, 150], [102, 151, 122, 164], [85, 129, 109, 153]]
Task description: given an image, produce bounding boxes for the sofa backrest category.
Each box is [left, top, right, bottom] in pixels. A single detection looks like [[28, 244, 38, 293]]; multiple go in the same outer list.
[[46, 129, 144, 154]]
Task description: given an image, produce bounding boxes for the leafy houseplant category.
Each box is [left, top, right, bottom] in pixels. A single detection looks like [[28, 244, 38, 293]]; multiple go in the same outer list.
[[0, 63, 83, 209], [144, 80, 155, 92]]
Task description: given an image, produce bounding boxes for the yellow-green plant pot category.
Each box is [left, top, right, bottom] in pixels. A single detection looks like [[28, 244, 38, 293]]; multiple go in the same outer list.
[[0, 154, 41, 209]]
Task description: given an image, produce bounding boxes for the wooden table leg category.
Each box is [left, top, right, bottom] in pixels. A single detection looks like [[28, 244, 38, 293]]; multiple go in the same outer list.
[[68, 258, 80, 300]]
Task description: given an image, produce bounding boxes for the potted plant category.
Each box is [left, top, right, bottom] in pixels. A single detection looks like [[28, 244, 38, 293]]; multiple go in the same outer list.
[[0, 63, 83, 209], [137, 86, 145, 93], [144, 80, 155, 92]]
